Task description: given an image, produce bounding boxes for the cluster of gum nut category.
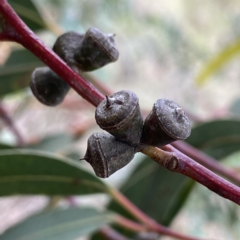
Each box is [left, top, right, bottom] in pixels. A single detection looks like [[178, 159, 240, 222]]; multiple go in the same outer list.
[[30, 28, 191, 179]]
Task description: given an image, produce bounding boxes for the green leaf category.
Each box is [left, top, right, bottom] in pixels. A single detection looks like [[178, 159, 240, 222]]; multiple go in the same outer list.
[[108, 157, 194, 226], [0, 207, 114, 240], [186, 120, 240, 159], [8, 0, 46, 31], [196, 40, 240, 85], [0, 142, 13, 150], [0, 149, 106, 195], [0, 49, 44, 96]]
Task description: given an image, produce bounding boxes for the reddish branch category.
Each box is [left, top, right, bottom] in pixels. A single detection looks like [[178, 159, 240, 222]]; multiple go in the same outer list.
[[142, 145, 240, 205], [172, 141, 240, 186], [1, 0, 240, 228]]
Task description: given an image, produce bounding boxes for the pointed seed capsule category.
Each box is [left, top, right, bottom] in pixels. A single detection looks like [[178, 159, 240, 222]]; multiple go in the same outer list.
[[30, 67, 70, 106], [82, 132, 135, 178], [95, 90, 143, 147], [74, 27, 119, 71], [141, 98, 191, 146]]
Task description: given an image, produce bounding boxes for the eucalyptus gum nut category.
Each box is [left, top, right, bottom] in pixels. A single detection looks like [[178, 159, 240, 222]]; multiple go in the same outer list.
[[53, 31, 84, 67], [74, 27, 119, 71], [30, 67, 70, 106], [82, 132, 135, 178], [141, 98, 191, 147], [95, 90, 143, 147]]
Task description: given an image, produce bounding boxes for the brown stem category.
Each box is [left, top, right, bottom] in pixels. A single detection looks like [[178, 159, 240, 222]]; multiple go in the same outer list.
[[0, 103, 24, 146], [172, 141, 240, 185], [0, 0, 104, 107], [114, 215, 147, 232], [109, 188, 206, 240], [141, 145, 240, 205]]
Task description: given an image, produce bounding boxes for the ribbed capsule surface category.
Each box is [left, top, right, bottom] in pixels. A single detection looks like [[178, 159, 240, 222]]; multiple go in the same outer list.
[[95, 90, 143, 147], [82, 132, 135, 178], [74, 27, 119, 71], [141, 98, 191, 146], [30, 67, 70, 106]]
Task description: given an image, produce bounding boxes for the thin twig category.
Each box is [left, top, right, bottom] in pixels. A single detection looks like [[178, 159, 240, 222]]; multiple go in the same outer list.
[[109, 188, 207, 240], [172, 141, 240, 185], [115, 215, 147, 232], [0, 103, 24, 146], [141, 145, 240, 205]]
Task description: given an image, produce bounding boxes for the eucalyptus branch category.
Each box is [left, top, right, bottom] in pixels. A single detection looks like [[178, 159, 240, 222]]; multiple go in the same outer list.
[[109, 188, 206, 240], [172, 141, 240, 185], [114, 215, 148, 232], [141, 145, 240, 205]]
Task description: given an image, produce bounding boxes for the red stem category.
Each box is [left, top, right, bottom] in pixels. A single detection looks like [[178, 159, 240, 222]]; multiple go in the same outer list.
[[172, 141, 240, 185], [162, 145, 240, 205], [0, 0, 104, 107]]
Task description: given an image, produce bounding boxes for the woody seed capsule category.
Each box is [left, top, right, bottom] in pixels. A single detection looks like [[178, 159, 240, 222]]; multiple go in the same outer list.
[[141, 98, 191, 146], [30, 67, 70, 106], [74, 27, 119, 71], [82, 132, 135, 178], [95, 90, 143, 147], [53, 31, 84, 68]]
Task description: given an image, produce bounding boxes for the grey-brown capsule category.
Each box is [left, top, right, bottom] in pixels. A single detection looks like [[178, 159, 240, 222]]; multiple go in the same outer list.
[[53, 31, 84, 67], [74, 27, 119, 71], [82, 132, 135, 178], [30, 67, 70, 106], [95, 90, 143, 147], [141, 98, 191, 146]]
